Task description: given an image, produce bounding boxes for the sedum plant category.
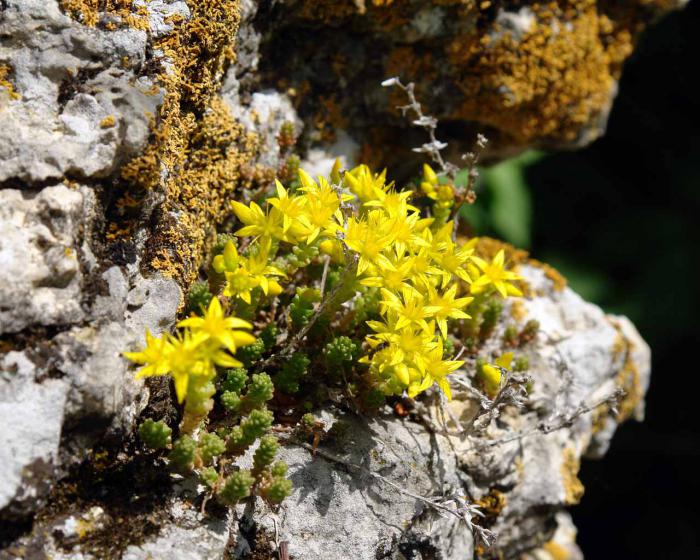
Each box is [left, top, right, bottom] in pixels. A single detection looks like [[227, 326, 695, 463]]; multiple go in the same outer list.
[[125, 297, 291, 507], [125, 157, 524, 509]]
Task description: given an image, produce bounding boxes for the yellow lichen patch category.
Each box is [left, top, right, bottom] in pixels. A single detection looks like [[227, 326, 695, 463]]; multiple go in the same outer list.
[[590, 401, 611, 436], [510, 298, 527, 322], [527, 258, 567, 291], [100, 115, 116, 128], [474, 237, 529, 266], [609, 320, 643, 422], [447, 0, 634, 145], [474, 488, 507, 520], [113, 1, 266, 286], [59, 0, 149, 30], [0, 63, 21, 100], [561, 447, 585, 505], [542, 540, 572, 560]]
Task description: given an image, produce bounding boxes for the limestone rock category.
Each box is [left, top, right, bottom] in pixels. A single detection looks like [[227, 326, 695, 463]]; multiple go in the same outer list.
[[0, 185, 86, 334], [254, 0, 684, 167], [0, 0, 161, 183]]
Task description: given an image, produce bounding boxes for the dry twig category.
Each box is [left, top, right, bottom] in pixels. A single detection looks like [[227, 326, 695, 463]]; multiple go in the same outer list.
[[283, 436, 495, 547]]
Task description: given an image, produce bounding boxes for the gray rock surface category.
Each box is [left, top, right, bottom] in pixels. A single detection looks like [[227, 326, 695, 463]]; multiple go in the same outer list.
[[0, 186, 86, 333], [0, 0, 161, 183]]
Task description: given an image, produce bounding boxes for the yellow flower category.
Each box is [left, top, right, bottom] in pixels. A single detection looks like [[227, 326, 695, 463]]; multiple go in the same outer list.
[[385, 212, 431, 257], [244, 236, 286, 296], [123, 330, 172, 379], [267, 180, 305, 234], [222, 267, 259, 304], [319, 238, 346, 263], [363, 186, 417, 217], [405, 243, 443, 290], [212, 241, 259, 304], [343, 211, 396, 274], [294, 173, 348, 243], [420, 163, 439, 198], [407, 342, 463, 400], [178, 297, 255, 354], [231, 200, 285, 240], [380, 286, 431, 333], [470, 249, 523, 297], [125, 329, 208, 403], [424, 284, 473, 339], [361, 344, 413, 392], [432, 241, 474, 288], [420, 164, 454, 209], [213, 239, 285, 303], [480, 352, 513, 397], [212, 239, 241, 274], [166, 330, 214, 402], [344, 164, 388, 203], [359, 253, 413, 292]]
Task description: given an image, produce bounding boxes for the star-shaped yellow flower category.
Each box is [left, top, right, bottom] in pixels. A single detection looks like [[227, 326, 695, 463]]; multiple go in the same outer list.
[[470, 250, 523, 297]]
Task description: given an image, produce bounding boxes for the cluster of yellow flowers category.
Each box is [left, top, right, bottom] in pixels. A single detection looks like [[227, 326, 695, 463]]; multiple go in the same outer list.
[[224, 163, 522, 400], [124, 298, 256, 402]]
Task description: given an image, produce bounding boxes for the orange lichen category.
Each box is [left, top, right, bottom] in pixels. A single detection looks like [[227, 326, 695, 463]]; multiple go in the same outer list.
[[63, 1, 262, 286], [447, 0, 638, 145], [100, 115, 116, 128], [116, 1, 263, 285], [609, 320, 644, 422], [282, 0, 672, 151], [542, 540, 572, 560], [297, 0, 362, 22], [561, 447, 585, 505], [312, 95, 349, 143], [510, 299, 527, 322], [527, 258, 568, 291], [59, 0, 149, 30], [0, 63, 21, 100], [474, 488, 507, 521]]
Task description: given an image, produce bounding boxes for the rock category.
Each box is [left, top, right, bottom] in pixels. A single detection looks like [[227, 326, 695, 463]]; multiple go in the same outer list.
[[0, 0, 161, 183], [254, 0, 684, 167], [0, 351, 68, 517], [121, 504, 231, 560], [0, 185, 86, 334]]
